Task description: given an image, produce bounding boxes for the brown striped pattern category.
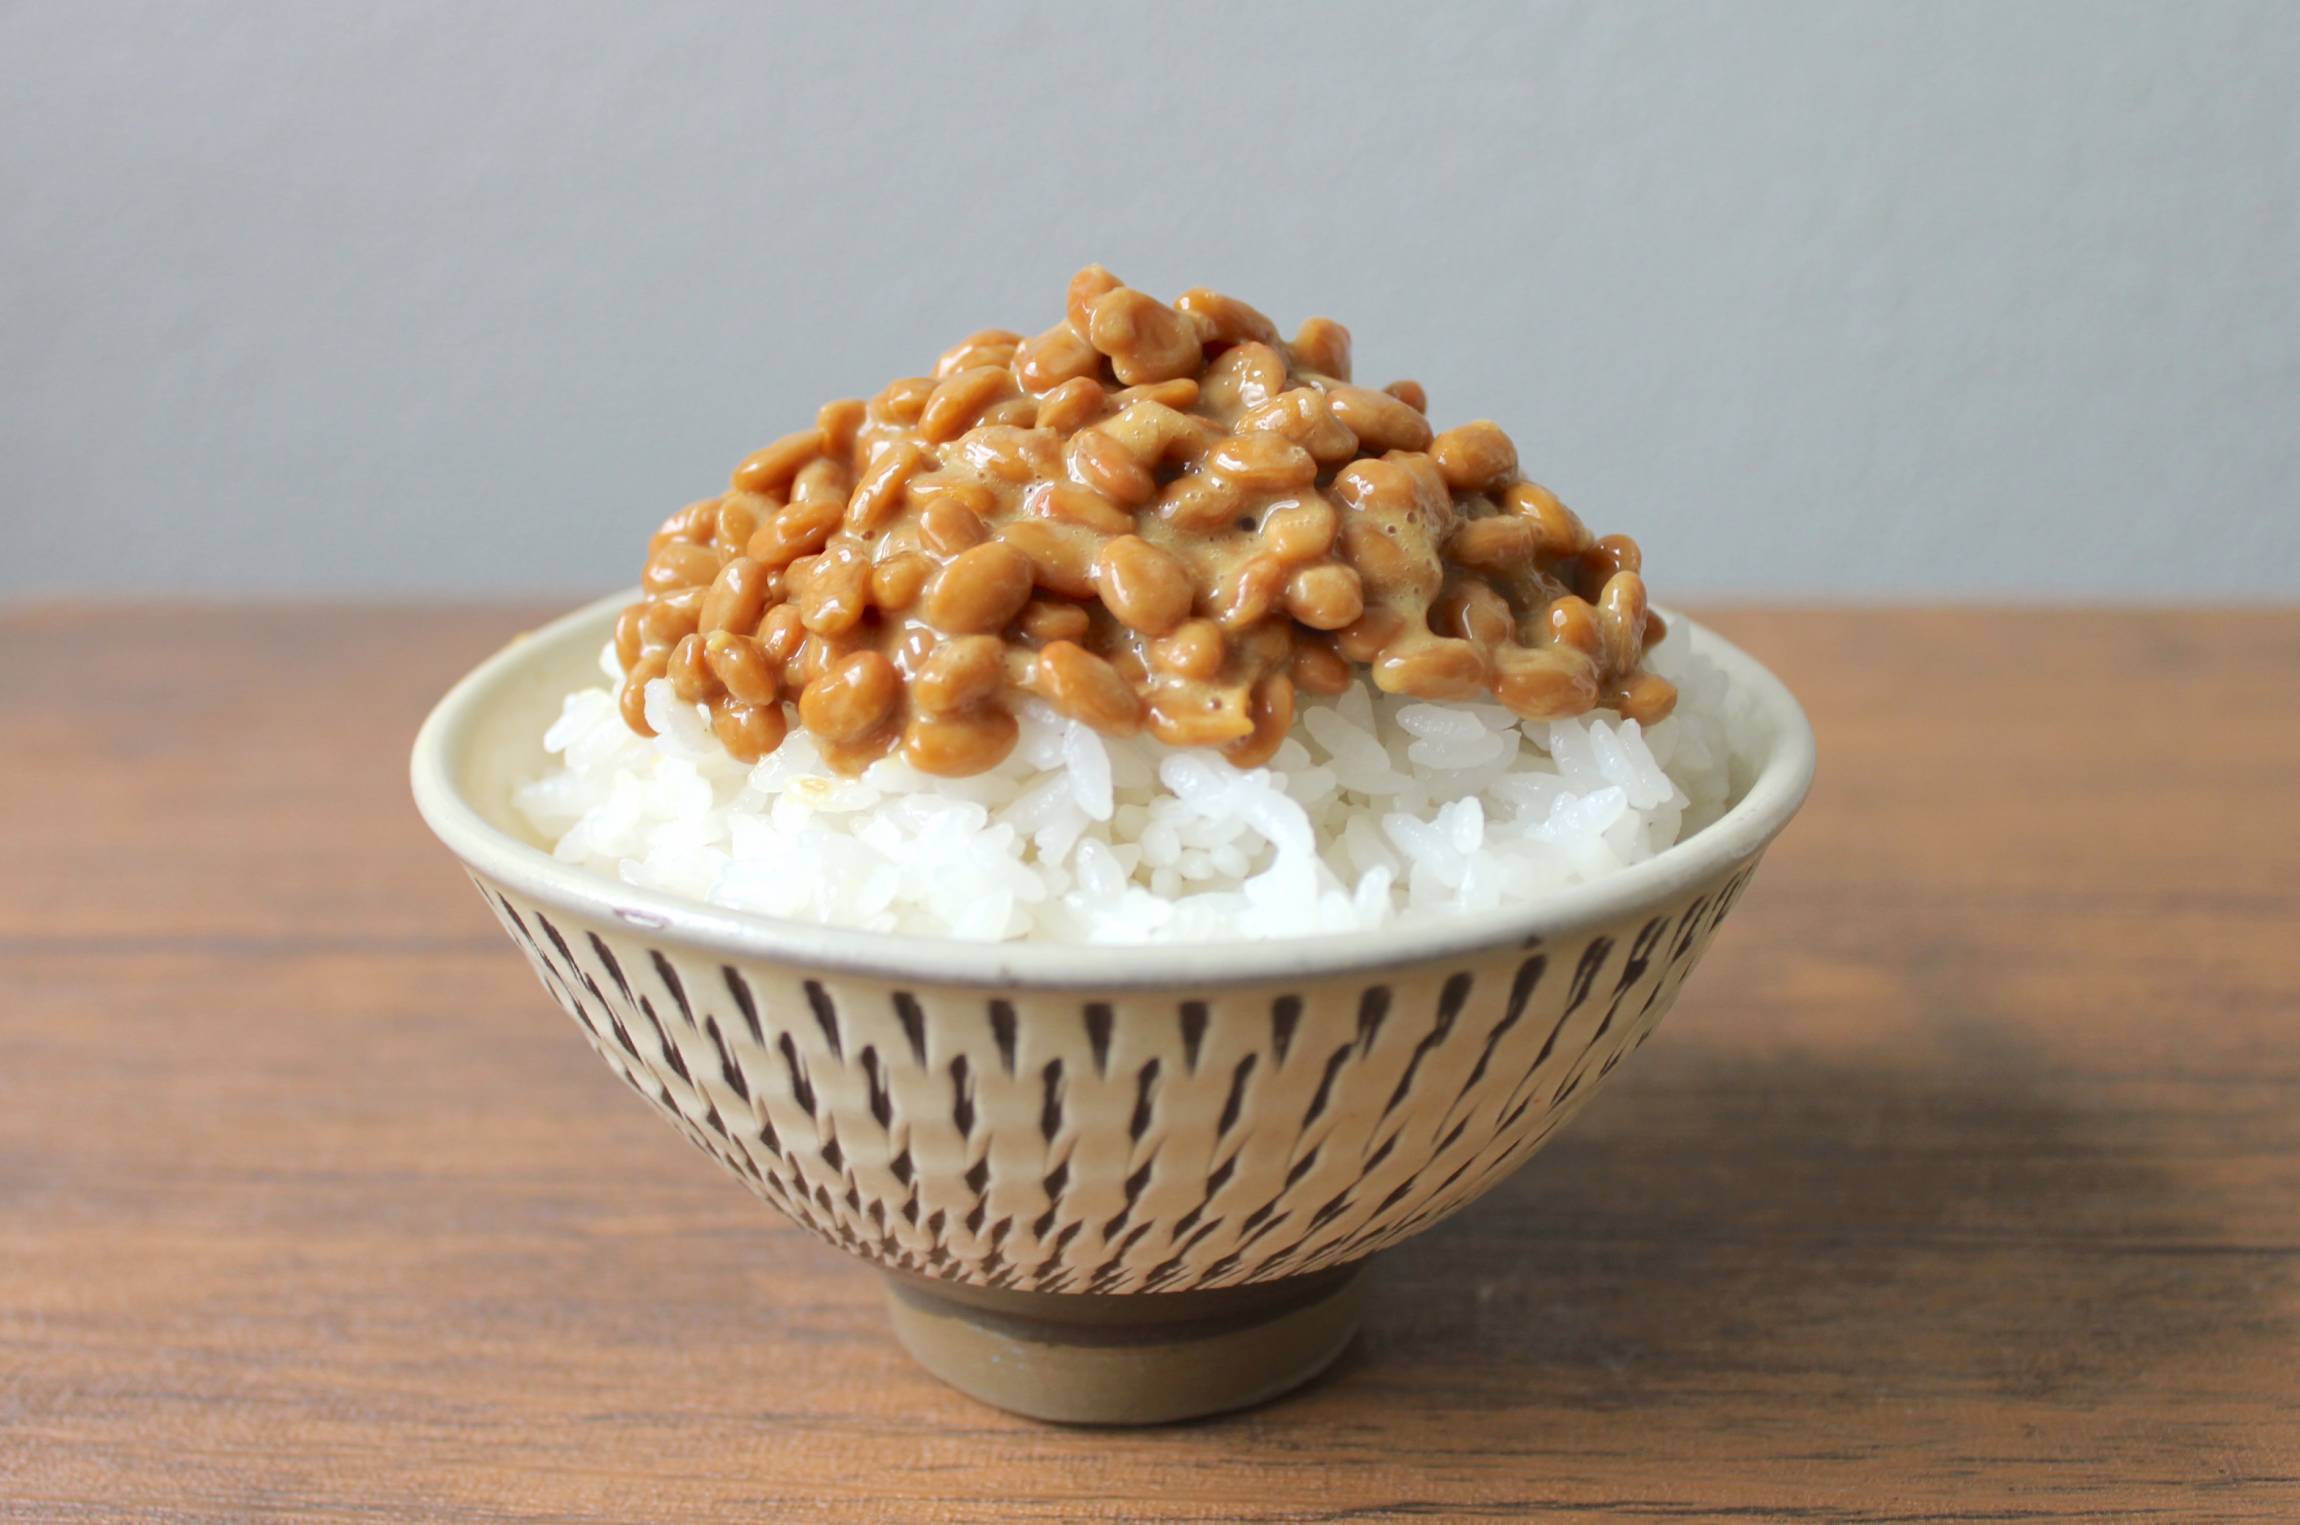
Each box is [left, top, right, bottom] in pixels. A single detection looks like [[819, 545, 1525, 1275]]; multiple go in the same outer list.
[[475, 861, 1762, 1293]]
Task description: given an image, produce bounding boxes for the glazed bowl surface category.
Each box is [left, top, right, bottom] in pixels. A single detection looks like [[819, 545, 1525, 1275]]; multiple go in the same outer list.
[[412, 593, 1812, 1417]]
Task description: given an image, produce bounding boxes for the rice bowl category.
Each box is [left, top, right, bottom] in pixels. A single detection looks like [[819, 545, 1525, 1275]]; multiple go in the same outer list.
[[413, 268, 1817, 1422], [413, 586, 1813, 1419]]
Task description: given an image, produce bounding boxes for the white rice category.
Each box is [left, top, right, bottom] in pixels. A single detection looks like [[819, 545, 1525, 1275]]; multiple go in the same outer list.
[[514, 631, 1757, 943]]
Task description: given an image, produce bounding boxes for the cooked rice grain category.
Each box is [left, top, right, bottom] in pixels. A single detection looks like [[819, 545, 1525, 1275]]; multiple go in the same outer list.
[[514, 630, 1754, 943]]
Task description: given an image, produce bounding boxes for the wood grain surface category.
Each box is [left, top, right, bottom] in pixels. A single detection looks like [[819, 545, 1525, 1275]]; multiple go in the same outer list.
[[3, 605, 2296, 1522]]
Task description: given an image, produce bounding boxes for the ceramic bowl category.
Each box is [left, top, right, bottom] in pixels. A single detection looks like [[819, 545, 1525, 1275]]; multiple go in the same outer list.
[[411, 592, 1814, 1423]]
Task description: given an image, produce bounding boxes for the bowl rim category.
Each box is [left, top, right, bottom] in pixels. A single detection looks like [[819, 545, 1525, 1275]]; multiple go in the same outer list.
[[412, 591, 1815, 989]]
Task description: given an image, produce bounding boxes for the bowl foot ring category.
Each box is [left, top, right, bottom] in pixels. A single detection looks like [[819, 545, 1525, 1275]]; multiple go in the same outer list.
[[881, 1262, 1368, 1425]]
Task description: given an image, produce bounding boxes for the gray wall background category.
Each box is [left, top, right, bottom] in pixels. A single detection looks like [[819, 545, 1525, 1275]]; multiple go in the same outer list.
[[6, 0, 2296, 601]]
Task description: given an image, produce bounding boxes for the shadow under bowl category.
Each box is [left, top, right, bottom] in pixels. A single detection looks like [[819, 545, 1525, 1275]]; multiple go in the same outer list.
[[412, 593, 1814, 1423]]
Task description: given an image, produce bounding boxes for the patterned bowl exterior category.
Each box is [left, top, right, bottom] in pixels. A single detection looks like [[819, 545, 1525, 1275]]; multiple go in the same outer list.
[[469, 857, 1762, 1295]]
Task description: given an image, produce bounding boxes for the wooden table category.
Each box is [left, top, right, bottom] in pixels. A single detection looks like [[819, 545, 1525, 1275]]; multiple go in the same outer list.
[[4, 606, 2296, 1521]]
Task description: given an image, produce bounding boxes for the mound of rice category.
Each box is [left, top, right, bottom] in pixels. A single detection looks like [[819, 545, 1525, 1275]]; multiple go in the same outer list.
[[514, 630, 1755, 944]]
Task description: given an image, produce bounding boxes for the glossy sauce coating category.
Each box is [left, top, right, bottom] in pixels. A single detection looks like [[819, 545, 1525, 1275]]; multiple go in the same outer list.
[[617, 267, 1675, 776]]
